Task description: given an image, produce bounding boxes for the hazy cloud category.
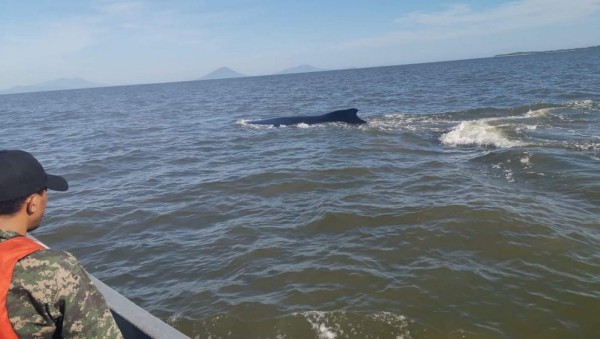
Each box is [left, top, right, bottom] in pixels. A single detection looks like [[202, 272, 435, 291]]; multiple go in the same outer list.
[[0, 20, 94, 62], [99, 1, 143, 15], [396, 0, 600, 30], [1, 0, 598, 89], [331, 0, 600, 52]]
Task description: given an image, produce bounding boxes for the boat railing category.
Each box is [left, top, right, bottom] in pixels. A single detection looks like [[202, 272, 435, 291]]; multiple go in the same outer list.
[[28, 235, 190, 339]]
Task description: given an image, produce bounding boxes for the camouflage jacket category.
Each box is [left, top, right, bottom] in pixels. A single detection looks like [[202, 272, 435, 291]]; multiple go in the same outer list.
[[0, 229, 123, 338]]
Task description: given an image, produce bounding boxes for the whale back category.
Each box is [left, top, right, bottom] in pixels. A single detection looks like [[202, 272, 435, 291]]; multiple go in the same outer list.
[[250, 108, 366, 126]]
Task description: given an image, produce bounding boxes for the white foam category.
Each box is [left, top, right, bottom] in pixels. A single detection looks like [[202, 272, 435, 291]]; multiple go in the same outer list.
[[370, 114, 447, 132], [301, 311, 340, 339], [236, 119, 270, 129], [569, 142, 600, 151], [237, 119, 330, 129], [440, 120, 524, 148], [297, 310, 411, 339], [569, 99, 596, 109], [504, 169, 514, 182], [363, 114, 411, 131], [524, 108, 550, 118], [318, 323, 337, 339], [440, 107, 556, 148]]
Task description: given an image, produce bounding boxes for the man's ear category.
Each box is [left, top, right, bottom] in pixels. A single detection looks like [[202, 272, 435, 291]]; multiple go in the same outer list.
[[25, 194, 40, 215]]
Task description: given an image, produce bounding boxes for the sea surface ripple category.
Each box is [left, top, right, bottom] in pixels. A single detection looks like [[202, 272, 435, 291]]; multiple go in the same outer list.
[[1, 47, 599, 338]]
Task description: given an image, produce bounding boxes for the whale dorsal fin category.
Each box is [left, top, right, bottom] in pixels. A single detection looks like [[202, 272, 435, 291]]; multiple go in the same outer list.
[[323, 108, 365, 124], [324, 108, 358, 117]]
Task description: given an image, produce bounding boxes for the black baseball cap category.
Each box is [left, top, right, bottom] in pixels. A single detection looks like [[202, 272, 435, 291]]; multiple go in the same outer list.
[[0, 150, 69, 202]]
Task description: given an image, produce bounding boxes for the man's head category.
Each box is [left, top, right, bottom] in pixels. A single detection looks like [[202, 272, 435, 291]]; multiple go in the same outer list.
[[0, 150, 68, 232]]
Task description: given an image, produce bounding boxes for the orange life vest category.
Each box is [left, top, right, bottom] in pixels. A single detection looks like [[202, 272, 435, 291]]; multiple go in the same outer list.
[[0, 236, 45, 339]]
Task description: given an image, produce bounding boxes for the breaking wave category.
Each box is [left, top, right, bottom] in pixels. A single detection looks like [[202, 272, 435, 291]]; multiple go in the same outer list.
[[362, 101, 598, 152], [171, 310, 413, 339], [440, 107, 554, 148], [440, 119, 526, 148]]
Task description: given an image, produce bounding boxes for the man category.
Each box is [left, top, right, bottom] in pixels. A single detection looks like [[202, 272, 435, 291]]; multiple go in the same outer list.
[[0, 150, 122, 338]]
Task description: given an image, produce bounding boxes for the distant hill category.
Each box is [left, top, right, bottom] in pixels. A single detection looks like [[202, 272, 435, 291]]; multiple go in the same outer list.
[[0, 78, 101, 95], [277, 64, 325, 75], [495, 45, 600, 57], [201, 67, 245, 80]]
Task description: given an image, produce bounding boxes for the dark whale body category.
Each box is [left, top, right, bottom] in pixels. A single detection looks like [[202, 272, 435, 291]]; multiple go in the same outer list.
[[250, 108, 366, 127]]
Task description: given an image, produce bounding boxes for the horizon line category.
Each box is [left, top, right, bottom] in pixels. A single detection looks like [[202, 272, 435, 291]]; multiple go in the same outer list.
[[2, 44, 598, 95]]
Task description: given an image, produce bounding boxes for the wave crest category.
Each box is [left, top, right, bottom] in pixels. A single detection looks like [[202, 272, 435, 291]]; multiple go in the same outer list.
[[440, 120, 525, 148]]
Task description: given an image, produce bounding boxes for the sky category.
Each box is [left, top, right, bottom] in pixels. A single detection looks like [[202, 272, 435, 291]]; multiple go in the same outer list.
[[1, 0, 599, 90]]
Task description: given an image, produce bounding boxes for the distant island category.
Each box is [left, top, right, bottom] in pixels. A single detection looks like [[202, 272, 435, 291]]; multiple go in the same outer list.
[[200, 67, 245, 80], [277, 64, 325, 75], [200, 64, 326, 80], [0, 78, 101, 95], [495, 45, 599, 57]]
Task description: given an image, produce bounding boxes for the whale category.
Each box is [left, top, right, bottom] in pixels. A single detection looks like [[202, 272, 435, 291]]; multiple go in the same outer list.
[[249, 108, 366, 127]]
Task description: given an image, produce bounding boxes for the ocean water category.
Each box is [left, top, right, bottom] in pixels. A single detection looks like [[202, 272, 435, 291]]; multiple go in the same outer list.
[[1, 47, 599, 338]]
